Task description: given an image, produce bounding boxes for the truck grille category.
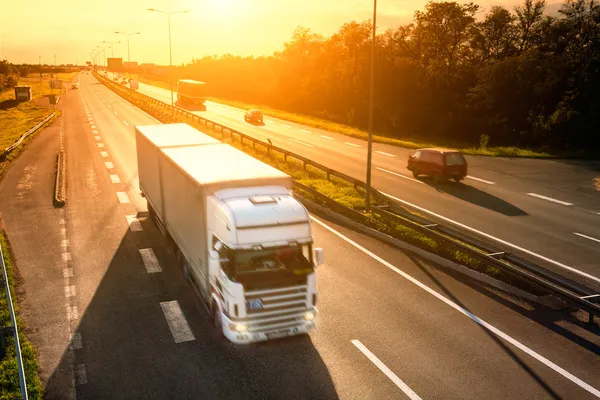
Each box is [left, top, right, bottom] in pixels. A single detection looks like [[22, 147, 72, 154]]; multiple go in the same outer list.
[[244, 284, 308, 332]]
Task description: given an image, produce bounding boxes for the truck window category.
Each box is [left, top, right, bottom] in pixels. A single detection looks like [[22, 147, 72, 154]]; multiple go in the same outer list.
[[234, 245, 312, 275]]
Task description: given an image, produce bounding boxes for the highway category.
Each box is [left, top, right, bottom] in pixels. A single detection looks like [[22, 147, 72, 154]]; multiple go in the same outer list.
[[131, 79, 600, 288], [0, 71, 597, 399]]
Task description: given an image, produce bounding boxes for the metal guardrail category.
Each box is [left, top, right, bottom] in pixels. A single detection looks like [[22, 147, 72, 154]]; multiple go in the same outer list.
[[96, 73, 600, 325], [0, 243, 28, 400], [1, 112, 56, 161]]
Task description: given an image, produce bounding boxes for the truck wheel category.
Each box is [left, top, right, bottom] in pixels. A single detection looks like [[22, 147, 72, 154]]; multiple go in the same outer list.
[[433, 174, 445, 183], [412, 169, 419, 178]]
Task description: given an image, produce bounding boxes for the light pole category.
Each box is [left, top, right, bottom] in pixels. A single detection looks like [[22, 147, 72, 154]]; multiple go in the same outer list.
[[147, 8, 189, 115], [365, 0, 377, 213], [115, 31, 140, 94], [53, 55, 57, 94], [97, 45, 108, 70]]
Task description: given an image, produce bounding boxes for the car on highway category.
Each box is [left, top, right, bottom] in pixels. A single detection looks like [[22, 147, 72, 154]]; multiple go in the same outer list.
[[71, 83, 79, 89], [121, 78, 128, 85], [244, 109, 264, 124], [407, 148, 467, 182]]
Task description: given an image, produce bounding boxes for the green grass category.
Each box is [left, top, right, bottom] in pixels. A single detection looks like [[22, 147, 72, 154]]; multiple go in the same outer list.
[[133, 74, 552, 159], [0, 232, 42, 400], [96, 71, 538, 293]]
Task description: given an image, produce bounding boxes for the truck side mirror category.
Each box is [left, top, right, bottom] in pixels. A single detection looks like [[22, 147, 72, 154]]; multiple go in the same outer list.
[[209, 250, 220, 276], [313, 248, 324, 267]]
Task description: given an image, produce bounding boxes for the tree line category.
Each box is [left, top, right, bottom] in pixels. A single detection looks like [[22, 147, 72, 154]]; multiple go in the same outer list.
[[164, 0, 599, 152]]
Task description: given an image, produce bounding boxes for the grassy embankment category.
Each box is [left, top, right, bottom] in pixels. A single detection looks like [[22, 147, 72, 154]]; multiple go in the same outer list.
[[99, 71, 535, 292], [133, 74, 551, 159], [0, 233, 42, 399], [0, 72, 76, 399]]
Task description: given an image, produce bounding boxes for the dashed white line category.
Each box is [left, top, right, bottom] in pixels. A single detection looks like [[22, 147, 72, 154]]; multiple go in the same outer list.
[[75, 364, 87, 385], [123, 120, 129, 126], [63, 267, 74, 278], [97, 143, 105, 148], [312, 216, 600, 398], [66, 305, 79, 321], [352, 340, 422, 400], [139, 248, 162, 273], [110, 174, 121, 183], [380, 191, 600, 285], [527, 193, 573, 206], [320, 135, 334, 140], [299, 129, 311, 134], [126, 215, 143, 232], [100, 151, 109, 157], [61, 239, 69, 248], [281, 124, 291, 128], [92, 130, 99, 134], [94, 136, 101, 141], [160, 301, 195, 343], [114, 111, 119, 116], [87, 117, 93, 121], [573, 232, 600, 244], [91, 125, 96, 129], [375, 151, 396, 157], [62, 252, 72, 261], [376, 167, 424, 184], [71, 332, 82, 350], [467, 176, 496, 185], [289, 139, 314, 148], [88, 121, 94, 125], [104, 161, 114, 169], [64, 285, 76, 298], [59, 218, 66, 225], [116, 192, 130, 204], [345, 142, 361, 148]]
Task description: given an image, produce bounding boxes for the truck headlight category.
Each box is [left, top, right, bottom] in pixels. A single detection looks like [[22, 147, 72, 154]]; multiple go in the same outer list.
[[304, 311, 315, 321], [228, 323, 247, 332]]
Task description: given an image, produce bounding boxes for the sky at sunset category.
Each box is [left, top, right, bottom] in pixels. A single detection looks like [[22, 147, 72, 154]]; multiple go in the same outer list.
[[1, 0, 563, 66]]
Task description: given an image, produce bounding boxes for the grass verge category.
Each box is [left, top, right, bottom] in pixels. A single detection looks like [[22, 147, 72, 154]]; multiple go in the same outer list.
[[0, 232, 42, 399], [96, 71, 543, 295], [132, 74, 552, 159]]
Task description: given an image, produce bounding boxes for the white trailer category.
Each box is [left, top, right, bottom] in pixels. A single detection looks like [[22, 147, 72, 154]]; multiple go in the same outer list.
[[135, 123, 323, 344]]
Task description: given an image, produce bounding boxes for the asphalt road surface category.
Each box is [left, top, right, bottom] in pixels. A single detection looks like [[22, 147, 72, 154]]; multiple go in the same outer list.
[[0, 71, 597, 399], [126, 78, 600, 289]]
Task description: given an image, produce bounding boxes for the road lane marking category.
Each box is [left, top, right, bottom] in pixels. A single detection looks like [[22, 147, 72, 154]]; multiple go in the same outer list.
[[97, 143, 105, 148], [380, 191, 600, 285], [88, 121, 94, 125], [104, 161, 114, 169], [527, 193, 573, 206], [61, 239, 69, 248], [91, 125, 96, 129], [573, 232, 600, 244], [123, 120, 129, 126], [59, 218, 66, 225], [64, 285, 76, 298], [102, 99, 106, 102], [107, 104, 111, 108], [66, 305, 79, 321], [321, 135, 335, 140], [311, 216, 600, 398], [94, 136, 101, 141], [110, 174, 121, 183], [114, 111, 119, 116], [126, 215, 143, 232], [75, 364, 87, 385], [71, 332, 82, 350], [352, 340, 422, 399], [289, 139, 314, 148], [100, 151, 108, 157], [62, 252, 71, 261], [116, 192, 130, 203], [299, 129, 311, 134], [281, 124, 291, 128], [63, 267, 73, 278], [466, 175, 496, 185], [87, 117, 93, 121], [160, 301, 195, 343], [376, 167, 423, 184], [139, 248, 162, 273], [345, 142, 361, 148], [376, 151, 396, 157], [92, 130, 98, 134]]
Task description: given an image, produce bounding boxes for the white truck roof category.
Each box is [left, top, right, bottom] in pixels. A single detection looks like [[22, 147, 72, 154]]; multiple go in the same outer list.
[[136, 123, 219, 148], [161, 144, 292, 195]]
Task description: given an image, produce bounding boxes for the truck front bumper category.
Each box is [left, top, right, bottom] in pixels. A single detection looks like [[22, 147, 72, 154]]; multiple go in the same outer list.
[[221, 311, 317, 344]]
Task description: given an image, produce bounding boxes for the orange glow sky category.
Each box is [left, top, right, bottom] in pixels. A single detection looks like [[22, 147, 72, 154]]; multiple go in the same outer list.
[[1, 0, 563, 65]]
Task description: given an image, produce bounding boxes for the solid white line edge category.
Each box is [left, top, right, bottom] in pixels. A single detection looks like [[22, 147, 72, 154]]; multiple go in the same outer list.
[[311, 216, 600, 398], [573, 232, 600, 244]]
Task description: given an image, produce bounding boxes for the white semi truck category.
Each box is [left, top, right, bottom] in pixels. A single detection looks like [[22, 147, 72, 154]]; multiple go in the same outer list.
[[135, 123, 323, 344]]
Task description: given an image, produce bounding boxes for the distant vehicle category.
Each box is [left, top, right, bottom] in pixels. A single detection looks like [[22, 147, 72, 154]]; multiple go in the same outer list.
[[244, 109, 263, 124], [407, 148, 467, 182], [135, 123, 323, 344], [71, 83, 79, 89], [121, 78, 128, 85], [114, 76, 120, 82], [177, 79, 206, 108], [130, 79, 139, 90]]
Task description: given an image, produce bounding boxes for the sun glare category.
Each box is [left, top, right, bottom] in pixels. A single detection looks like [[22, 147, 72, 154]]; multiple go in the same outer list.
[[204, 0, 249, 19]]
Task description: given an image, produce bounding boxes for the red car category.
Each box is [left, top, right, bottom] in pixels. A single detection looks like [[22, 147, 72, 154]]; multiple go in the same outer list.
[[407, 148, 467, 182]]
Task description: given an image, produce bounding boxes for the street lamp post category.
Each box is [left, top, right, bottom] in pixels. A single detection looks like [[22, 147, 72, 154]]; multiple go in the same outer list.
[[147, 8, 189, 116], [365, 0, 377, 213], [115, 31, 140, 95]]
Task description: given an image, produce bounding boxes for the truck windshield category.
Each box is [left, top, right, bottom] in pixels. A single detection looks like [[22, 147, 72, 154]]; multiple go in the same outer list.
[[234, 245, 312, 275]]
